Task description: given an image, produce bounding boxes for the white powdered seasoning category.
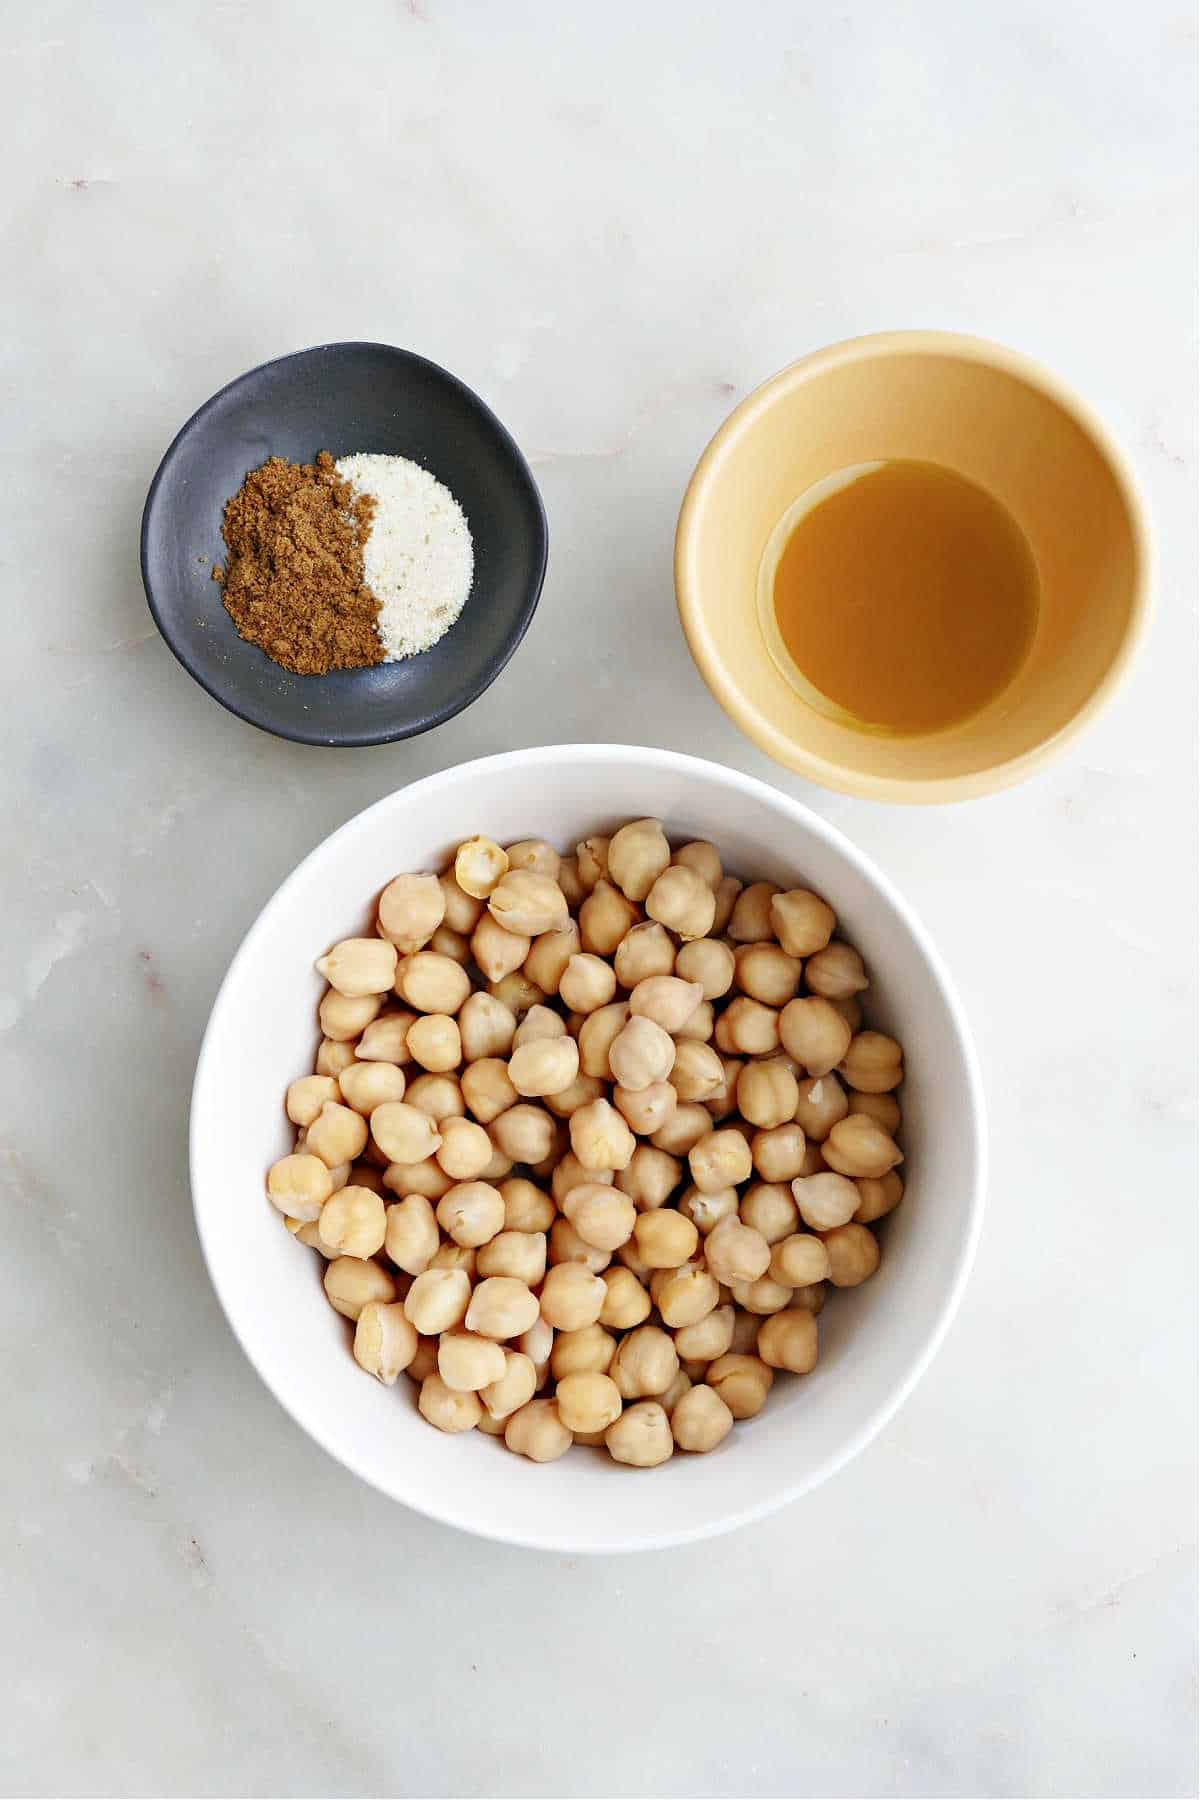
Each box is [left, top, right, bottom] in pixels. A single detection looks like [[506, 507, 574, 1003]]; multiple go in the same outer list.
[[335, 453, 473, 661]]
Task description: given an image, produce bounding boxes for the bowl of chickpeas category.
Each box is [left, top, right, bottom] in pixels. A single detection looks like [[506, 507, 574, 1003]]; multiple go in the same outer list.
[[191, 745, 985, 1550]]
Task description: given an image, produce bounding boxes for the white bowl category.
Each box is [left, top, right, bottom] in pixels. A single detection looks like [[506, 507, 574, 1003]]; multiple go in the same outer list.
[[191, 746, 986, 1552]]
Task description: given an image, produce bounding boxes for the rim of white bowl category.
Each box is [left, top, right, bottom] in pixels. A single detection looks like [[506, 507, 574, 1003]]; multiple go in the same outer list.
[[191, 745, 988, 1552]]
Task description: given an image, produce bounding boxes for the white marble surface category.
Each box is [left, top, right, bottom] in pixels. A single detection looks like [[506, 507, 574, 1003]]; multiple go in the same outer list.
[[2, 2, 1196, 1795]]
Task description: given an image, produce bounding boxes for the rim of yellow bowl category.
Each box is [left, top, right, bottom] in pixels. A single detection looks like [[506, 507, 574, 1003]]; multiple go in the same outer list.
[[675, 329, 1153, 805]]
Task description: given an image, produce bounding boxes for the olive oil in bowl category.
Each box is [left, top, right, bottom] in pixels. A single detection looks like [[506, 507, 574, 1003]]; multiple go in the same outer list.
[[758, 460, 1040, 736]]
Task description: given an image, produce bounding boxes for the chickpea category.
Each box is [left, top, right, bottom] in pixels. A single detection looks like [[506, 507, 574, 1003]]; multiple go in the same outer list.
[[633, 1209, 698, 1269], [599, 1265, 653, 1330], [673, 839, 722, 891], [559, 953, 617, 1016], [675, 1000, 715, 1043], [551, 1151, 612, 1205], [353, 1301, 417, 1384], [406, 1335, 440, 1383], [396, 951, 470, 1017], [462, 1275, 539, 1340], [608, 1015, 675, 1091], [470, 914, 531, 985], [286, 1074, 340, 1127], [577, 1001, 630, 1077], [847, 1089, 902, 1133], [679, 1184, 739, 1236], [669, 1039, 724, 1101], [839, 1031, 904, 1094], [556, 1371, 622, 1435], [324, 1256, 397, 1322], [378, 872, 446, 952], [792, 1170, 861, 1231], [430, 1243, 477, 1278], [750, 1122, 808, 1184], [318, 1185, 386, 1259], [615, 1144, 682, 1211], [267, 1153, 332, 1221], [738, 1180, 800, 1245], [315, 936, 398, 1000], [770, 887, 836, 958], [316, 1036, 358, 1077], [627, 977, 703, 1037], [319, 988, 383, 1043], [830, 994, 863, 1035], [650, 1261, 720, 1328], [673, 938, 733, 1003], [605, 1401, 674, 1467], [706, 1352, 774, 1420], [434, 1116, 493, 1180], [458, 991, 517, 1061], [550, 1322, 617, 1380], [579, 880, 639, 956], [780, 993, 852, 1072], [701, 1055, 742, 1122], [688, 1128, 753, 1194], [429, 924, 471, 966], [613, 1080, 676, 1137], [459, 1058, 518, 1126], [611, 1324, 679, 1398], [338, 1061, 406, 1115], [645, 864, 715, 941], [384, 1194, 440, 1274], [735, 943, 802, 1008], [854, 1170, 904, 1224], [563, 1183, 637, 1252], [575, 835, 610, 891], [758, 1308, 819, 1373], [405, 1267, 471, 1334], [718, 997, 781, 1057], [524, 923, 581, 994], [616, 1240, 653, 1283], [789, 1282, 827, 1315], [730, 1273, 792, 1314], [505, 838, 561, 880], [438, 867, 484, 934], [499, 1177, 555, 1234], [670, 1382, 734, 1453], [406, 1079, 465, 1130], [557, 855, 585, 909], [570, 1097, 636, 1172], [491, 1102, 556, 1164], [434, 1180, 503, 1248], [711, 876, 742, 935], [382, 1156, 453, 1201], [726, 881, 778, 943], [651, 1101, 713, 1155], [769, 1233, 832, 1287], [806, 941, 869, 1000], [355, 1011, 415, 1064], [437, 1330, 506, 1393], [704, 1214, 771, 1284], [518, 1314, 555, 1386], [607, 817, 671, 902], [549, 1217, 610, 1273], [454, 836, 508, 899], [477, 1228, 547, 1286], [406, 1013, 462, 1074], [307, 1102, 369, 1170], [371, 1101, 441, 1165], [487, 869, 568, 939], [505, 1398, 573, 1462], [793, 1072, 849, 1141], [476, 1409, 506, 1437], [675, 1302, 735, 1364], [508, 1035, 579, 1099], [613, 921, 676, 987], [347, 1163, 386, 1196], [822, 1114, 903, 1179], [480, 1349, 537, 1421], [419, 1372, 482, 1433], [540, 1263, 606, 1331], [545, 1072, 606, 1119]]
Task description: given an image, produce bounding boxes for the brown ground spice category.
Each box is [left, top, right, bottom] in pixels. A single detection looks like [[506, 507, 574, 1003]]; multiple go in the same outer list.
[[213, 452, 384, 675]]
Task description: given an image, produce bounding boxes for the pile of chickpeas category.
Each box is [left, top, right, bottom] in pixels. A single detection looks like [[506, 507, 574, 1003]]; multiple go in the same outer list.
[[266, 822, 905, 1468]]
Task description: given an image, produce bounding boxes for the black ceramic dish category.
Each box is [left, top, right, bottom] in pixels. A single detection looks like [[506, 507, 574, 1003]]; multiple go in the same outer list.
[[141, 343, 548, 746]]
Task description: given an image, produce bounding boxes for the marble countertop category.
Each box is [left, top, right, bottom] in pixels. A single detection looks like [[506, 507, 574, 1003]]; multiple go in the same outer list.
[[3, 2, 1196, 1795]]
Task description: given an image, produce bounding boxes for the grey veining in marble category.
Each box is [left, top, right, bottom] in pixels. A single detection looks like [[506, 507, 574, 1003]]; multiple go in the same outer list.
[[2, 1, 1196, 1795]]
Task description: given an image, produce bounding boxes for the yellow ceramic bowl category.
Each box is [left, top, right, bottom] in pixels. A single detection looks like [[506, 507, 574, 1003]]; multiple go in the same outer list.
[[675, 331, 1150, 803]]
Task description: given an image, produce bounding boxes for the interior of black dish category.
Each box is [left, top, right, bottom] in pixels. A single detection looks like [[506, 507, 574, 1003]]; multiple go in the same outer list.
[[141, 342, 547, 746]]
